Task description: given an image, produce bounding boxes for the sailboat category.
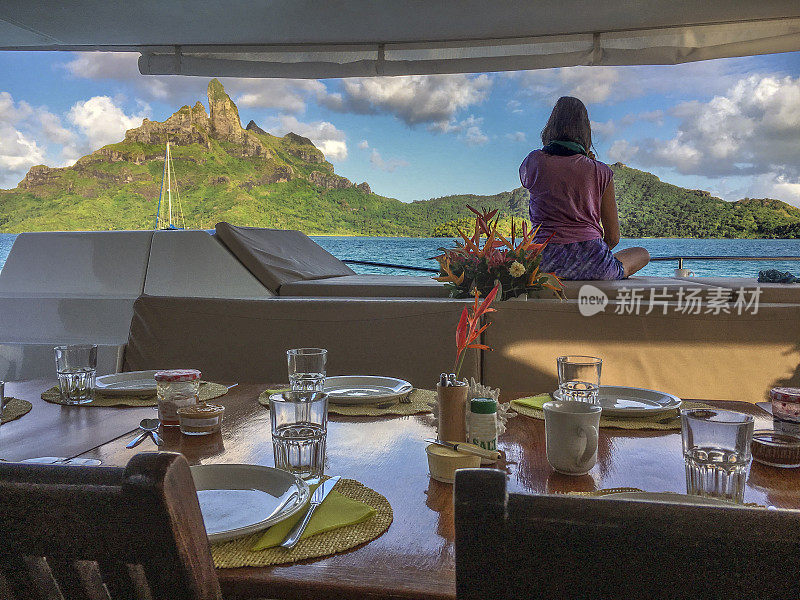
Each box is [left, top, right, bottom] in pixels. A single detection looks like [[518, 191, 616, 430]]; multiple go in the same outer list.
[[154, 141, 186, 230]]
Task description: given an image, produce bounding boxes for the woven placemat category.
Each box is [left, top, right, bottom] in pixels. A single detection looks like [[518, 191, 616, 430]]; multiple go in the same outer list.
[[259, 388, 434, 416], [211, 478, 392, 568], [41, 381, 229, 407], [510, 399, 712, 430], [2, 397, 33, 423]]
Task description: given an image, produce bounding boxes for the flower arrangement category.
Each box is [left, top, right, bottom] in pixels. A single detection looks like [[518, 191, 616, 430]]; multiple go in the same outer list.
[[433, 205, 565, 301]]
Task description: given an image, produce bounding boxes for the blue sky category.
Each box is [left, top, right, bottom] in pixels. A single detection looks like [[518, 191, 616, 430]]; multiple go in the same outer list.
[[0, 50, 799, 205]]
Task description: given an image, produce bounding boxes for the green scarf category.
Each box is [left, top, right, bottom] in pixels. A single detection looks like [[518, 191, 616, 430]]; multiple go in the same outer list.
[[550, 140, 587, 155]]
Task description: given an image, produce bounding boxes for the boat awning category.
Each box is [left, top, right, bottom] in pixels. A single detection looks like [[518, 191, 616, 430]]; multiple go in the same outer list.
[[1, 1, 799, 78]]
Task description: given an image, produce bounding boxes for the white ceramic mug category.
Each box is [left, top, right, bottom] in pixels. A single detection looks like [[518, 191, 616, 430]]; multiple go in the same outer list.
[[543, 400, 601, 475]]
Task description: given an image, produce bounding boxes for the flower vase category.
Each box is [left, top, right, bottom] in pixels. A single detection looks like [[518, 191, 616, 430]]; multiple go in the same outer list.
[[437, 381, 468, 442]]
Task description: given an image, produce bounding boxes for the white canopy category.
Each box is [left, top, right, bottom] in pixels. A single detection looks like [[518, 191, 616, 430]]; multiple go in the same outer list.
[[1, 1, 799, 78]]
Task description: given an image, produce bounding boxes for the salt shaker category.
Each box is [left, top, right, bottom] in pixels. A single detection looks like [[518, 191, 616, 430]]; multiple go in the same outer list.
[[155, 369, 201, 426], [468, 397, 498, 464]]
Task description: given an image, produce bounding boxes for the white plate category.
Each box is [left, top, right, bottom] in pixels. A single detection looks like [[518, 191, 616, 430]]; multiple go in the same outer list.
[[552, 385, 681, 417], [95, 370, 159, 396], [324, 375, 413, 406], [605, 491, 731, 506], [190, 464, 309, 543]]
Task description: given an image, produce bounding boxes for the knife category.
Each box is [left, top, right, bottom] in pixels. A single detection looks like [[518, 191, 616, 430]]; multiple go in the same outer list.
[[280, 475, 341, 549], [425, 439, 501, 461]]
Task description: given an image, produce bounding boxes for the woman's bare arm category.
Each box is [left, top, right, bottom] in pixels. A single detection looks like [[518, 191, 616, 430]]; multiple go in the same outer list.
[[600, 180, 620, 249]]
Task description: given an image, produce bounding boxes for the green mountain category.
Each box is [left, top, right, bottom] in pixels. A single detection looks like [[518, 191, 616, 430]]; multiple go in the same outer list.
[[1, 79, 799, 238]]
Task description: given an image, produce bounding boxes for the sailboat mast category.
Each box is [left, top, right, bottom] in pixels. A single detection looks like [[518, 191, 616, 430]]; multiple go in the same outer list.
[[166, 142, 173, 227]]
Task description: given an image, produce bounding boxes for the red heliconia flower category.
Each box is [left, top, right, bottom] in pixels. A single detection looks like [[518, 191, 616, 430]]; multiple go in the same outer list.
[[453, 284, 498, 377]]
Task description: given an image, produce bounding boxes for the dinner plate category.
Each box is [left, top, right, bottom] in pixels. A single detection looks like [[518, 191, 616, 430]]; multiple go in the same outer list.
[[324, 375, 413, 406], [605, 491, 731, 506], [190, 464, 309, 543], [95, 370, 159, 396], [552, 385, 681, 417]]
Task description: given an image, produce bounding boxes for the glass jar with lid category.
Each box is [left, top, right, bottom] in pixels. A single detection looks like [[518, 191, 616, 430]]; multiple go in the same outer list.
[[155, 369, 201, 426]]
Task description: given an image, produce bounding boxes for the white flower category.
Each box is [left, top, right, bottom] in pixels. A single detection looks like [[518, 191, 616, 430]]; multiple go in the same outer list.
[[508, 261, 526, 278]]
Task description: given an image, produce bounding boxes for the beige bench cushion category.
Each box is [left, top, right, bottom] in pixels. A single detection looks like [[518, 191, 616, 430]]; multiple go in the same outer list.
[[215, 223, 354, 293], [280, 274, 450, 298], [124, 296, 478, 386], [674, 277, 800, 304], [558, 276, 714, 300], [483, 300, 800, 403]]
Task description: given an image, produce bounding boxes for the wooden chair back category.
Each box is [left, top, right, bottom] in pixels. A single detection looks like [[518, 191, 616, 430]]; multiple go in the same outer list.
[[0, 452, 222, 600], [454, 468, 800, 600]]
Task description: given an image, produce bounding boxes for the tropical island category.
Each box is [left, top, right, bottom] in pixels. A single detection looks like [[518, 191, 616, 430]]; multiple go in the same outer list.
[[1, 79, 799, 239]]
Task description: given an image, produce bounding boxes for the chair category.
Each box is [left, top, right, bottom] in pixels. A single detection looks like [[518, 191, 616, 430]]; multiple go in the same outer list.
[[454, 469, 800, 600], [0, 452, 222, 600]]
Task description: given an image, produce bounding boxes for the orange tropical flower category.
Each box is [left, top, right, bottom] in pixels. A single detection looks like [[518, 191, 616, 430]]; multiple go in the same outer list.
[[453, 284, 498, 377]]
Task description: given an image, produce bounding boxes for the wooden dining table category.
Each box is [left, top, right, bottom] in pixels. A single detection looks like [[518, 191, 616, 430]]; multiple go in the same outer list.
[[3, 380, 800, 600]]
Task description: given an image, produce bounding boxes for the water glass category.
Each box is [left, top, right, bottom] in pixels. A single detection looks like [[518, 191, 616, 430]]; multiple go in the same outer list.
[[557, 355, 602, 404], [287, 348, 327, 391], [54, 344, 97, 405], [270, 390, 329, 481], [681, 408, 754, 503]]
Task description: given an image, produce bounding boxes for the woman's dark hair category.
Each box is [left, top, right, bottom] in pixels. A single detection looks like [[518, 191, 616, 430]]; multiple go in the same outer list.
[[541, 96, 592, 152]]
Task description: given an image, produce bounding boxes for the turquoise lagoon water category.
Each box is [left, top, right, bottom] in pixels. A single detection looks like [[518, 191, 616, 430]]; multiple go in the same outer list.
[[2, 232, 800, 278]]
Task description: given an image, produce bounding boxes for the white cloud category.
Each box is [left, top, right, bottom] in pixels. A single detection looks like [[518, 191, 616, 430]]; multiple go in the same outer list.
[[358, 139, 369, 150], [369, 148, 409, 172], [39, 111, 75, 145], [504, 131, 527, 143], [607, 140, 639, 164], [512, 60, 753, 106], [430, 115, 488, 146], [507, 99, 523, 114], [615, 75, 800, 178], [515, 67, 620, 104], [590, 120, 616, 138], [0, 92, 33, 124], [745, 173, 800, 207], [0, 123, 44, 171], [607, 75, 800, 205], [268, 115, 348, 162], [64, 52, 330, 114], [67, 96, 149, 151], [324, 74, 492, 127]]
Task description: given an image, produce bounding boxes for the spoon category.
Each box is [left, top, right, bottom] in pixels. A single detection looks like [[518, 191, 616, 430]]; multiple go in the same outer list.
[[126, 418, 161, 448]]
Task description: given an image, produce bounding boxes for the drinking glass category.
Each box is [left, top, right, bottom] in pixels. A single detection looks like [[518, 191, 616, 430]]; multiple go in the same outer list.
[[287, 348, 327, 391], [681, 408, 754, 503], [270, 391, 329, 481], [557, 355, 602, 404], [54, 344, 97, 404]]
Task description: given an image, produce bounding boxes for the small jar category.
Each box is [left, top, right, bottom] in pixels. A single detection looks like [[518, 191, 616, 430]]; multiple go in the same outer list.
[[468, 397, 498, 464], [770, 387, 800, 423], [177, 403, 224, 436], [155, 369, 201, 426]]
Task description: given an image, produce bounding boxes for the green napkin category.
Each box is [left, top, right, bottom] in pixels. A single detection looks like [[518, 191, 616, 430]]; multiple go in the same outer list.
[[264, 387, 290, 396], [511, 393, 552, 410], [251, 480, 377, 551]]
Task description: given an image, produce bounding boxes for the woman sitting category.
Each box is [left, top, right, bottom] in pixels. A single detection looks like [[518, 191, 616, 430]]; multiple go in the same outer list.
[[519, 96, 649, 280]]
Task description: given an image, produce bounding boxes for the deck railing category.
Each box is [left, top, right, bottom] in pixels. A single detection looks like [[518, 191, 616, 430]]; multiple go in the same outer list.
[[343, 256, 800, 274]]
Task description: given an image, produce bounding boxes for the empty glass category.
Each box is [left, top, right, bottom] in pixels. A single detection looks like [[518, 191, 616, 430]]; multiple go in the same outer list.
[[287, 348, 327, 391], [682, 408, 754, 503], [270, 391, 329, 481], [557, 355, 602, 404], [54, 344, 97, 404]]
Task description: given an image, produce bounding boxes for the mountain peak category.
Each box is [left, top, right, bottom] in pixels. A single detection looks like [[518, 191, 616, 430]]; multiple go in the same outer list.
[[207, 79, 242, 140]]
